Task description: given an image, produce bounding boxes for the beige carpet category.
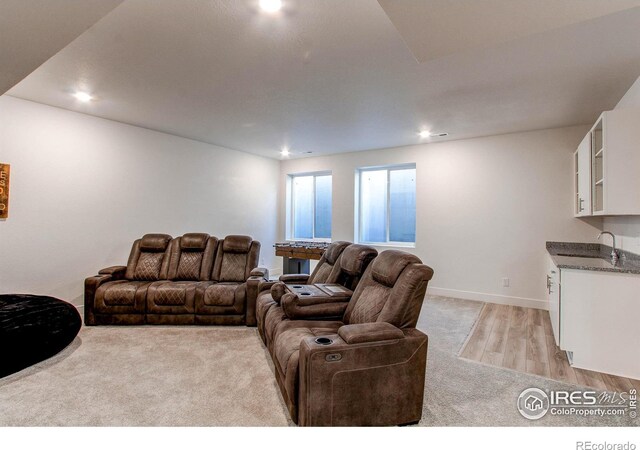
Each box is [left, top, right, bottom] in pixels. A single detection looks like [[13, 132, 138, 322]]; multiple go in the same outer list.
[[1, 296, 636, 426], [0, 326, 292, 426]]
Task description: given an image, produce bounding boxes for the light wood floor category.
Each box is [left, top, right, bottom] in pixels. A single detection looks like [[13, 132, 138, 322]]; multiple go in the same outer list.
[[460, 303, 640, 393]]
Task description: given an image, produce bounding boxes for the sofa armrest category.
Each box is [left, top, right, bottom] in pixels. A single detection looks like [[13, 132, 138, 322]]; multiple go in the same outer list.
[[98, 265, 127, 279], [84, 274, 116, 325], [250, 267, 269, 279], [278, 273, 310, 283], [270, 282, 287, 304], [298, 328, 428, 426], [245, 272, 269, 327], [281, 292, 351, 320], [337, 322, 404, 344]]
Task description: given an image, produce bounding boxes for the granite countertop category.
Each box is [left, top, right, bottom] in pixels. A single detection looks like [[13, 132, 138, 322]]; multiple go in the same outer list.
[[546, 242, 640, 275]]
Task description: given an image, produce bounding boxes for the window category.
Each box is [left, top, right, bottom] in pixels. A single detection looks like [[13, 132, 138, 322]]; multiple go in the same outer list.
[[289, 173, 332, 240], [358, 165, 416, 244]]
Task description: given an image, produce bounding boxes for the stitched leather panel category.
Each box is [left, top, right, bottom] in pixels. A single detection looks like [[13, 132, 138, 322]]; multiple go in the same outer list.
[[176, 251, 203, 281], [204, 283, 237, 306], [309, 262, 333, 284], [347, 283, 390, 324], [133, 252, 164, 280], [103, 283, 137, 305], [154, 284, 187, 306], [219, 253, 247, 282]]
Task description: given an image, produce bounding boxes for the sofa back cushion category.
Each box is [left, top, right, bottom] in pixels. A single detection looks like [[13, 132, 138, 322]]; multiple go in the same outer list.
[[212, 235, 260, 282], [343, 250, 433, 328], [338, 244, 378, 290], [307, 241, 350, 284], [125, 234, 172, 281], [167, 233, 219, 281]]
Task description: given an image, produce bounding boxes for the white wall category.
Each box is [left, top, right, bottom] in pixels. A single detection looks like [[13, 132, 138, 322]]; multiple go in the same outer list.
[[615, 75, 640, 110], [0, 96, 279, 307], [279, 126, 602, 309], [602, 75, 640, 254]]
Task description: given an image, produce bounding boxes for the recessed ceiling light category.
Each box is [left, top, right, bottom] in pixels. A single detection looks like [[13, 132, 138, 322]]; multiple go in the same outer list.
[[418, 130, 448, 138], [280, 147, 290, 157], [73, 91, 93, 102], [260, 0, 282, 13]]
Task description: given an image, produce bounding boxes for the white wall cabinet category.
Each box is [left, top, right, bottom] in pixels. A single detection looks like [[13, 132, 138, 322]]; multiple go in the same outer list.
[[573, 134, 591, 217], [573, 109, 640, 216], [548, 257, 640, 379]]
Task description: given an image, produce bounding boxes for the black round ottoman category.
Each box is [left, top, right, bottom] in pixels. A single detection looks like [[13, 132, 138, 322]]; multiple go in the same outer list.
[[0, 294, 82, 378]]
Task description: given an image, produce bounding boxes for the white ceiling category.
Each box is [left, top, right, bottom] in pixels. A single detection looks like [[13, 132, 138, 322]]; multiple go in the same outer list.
[[379, 0, 640, 63], [0, 0, 123, 95], [5, 0, 640, 159]]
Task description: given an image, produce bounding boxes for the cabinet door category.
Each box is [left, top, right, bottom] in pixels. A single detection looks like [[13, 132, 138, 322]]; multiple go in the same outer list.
[[547, 257, 561, 346], [576, 134, 591, 216]]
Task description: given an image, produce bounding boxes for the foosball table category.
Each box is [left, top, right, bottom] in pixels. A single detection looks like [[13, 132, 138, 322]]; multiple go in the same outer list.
[[273, 241, 330, 275]]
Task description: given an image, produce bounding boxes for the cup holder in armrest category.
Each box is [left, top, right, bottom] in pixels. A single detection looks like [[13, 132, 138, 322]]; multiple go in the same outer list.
[[300, 292, 311, 296], [314, 337, 333, 345], [292, 285, 303, 289]]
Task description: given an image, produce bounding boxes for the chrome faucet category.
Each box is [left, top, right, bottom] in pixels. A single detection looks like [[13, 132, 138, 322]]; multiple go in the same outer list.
[[597, 231, 619, 264]]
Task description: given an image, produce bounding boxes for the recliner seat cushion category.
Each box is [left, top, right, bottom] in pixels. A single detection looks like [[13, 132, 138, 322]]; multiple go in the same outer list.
[[153, 283, 191, 305], [146, 281, 201, 315], [96, 281, 150, 312], [195, 282, 246, 315], [204, 283, 238, 306], [103, 283, 141, 306]]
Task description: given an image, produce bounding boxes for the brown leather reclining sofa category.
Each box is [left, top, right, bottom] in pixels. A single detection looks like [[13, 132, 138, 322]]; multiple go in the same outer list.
[[251, 243, 434, 426], [84, 233, 266, 325], [85, 235, 434, 426]]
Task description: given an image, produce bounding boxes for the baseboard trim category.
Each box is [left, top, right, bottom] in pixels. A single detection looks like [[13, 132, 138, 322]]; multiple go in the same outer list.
[[427, 286, 548, 310]]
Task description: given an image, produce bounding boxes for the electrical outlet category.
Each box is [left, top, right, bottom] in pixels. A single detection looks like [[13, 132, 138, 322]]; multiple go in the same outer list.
[[502, 277, 510, 288]]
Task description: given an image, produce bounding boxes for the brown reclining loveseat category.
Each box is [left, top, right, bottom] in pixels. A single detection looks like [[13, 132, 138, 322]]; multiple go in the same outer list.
[[264, 249, 434, 426], [85, 233, 264, 325]]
